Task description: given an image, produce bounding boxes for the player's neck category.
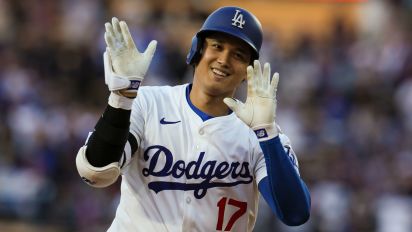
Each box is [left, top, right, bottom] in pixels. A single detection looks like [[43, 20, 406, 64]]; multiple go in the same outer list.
[[189, 85, 231, 117]]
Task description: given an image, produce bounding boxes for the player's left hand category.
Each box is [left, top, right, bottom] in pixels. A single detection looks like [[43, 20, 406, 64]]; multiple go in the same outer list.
[[224, 60, 279, 140]]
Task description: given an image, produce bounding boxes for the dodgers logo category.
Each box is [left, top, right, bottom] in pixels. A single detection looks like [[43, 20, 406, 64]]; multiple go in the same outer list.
[[254, 129, 268, 139], [81, 176, 96, 185], [231, 10, 245, 29], [128, 80, 141, 90], [142, 145, 253, 199]]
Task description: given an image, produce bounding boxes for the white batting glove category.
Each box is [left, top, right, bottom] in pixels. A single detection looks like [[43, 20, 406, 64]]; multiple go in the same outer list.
[[224, 60, 279, 141], [104, 17, 157, 98]]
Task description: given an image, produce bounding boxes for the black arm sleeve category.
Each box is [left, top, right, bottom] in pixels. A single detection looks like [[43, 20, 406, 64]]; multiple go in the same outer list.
[[86, 105, 136, 167]]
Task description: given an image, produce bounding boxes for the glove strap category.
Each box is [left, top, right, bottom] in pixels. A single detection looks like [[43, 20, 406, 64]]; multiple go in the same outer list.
[[252, 123, 278, 142], [128, 80, 142, 91]]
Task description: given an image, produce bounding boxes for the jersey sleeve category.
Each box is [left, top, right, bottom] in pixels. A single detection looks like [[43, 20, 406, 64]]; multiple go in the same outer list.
[[253, 129, 301, 185], [252, 131, 267, 184], [278, 133, 300, 176]]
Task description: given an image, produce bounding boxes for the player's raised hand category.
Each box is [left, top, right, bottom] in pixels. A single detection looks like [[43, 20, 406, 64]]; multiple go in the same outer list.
[[103, 17, 157, 98], [224, 60, 279, 140]]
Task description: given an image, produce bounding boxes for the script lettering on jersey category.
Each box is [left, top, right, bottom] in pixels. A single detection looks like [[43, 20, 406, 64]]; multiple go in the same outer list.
[[142, 145, 253, 199]]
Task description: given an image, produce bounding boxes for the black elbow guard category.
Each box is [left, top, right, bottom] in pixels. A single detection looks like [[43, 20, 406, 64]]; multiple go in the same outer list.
[[86, 105, 131, 167]]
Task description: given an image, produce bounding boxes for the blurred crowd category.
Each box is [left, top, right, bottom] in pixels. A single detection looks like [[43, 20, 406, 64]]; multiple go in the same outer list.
[[0, 0, 411, 231]]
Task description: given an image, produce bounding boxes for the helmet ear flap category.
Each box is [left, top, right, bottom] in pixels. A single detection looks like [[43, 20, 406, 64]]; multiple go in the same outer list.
[[186, 36, 203, 65]]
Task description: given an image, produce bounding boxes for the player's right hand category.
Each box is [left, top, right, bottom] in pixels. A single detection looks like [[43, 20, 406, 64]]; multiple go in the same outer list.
[[104, 17, 157, 98]]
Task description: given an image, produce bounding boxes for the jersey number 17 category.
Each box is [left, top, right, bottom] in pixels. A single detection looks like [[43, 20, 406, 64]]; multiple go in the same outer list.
[[216, 197, 247, 231]]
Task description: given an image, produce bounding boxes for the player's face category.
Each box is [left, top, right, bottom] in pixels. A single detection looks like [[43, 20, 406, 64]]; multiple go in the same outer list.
[[193, 33, 252, 97]]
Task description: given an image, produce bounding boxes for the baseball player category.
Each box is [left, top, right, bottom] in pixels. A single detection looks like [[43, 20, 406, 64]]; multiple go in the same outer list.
[[76, 6, 311, 232]]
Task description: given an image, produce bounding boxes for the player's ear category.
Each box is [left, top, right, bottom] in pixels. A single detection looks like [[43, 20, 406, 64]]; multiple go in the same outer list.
[[196, 42, 206, 63]]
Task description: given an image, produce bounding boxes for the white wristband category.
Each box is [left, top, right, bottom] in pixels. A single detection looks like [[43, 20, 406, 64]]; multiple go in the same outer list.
[[252, 123, 279, 141], [108, 92, 134, 110]]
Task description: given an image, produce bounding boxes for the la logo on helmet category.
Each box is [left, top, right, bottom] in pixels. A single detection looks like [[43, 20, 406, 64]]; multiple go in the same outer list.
[[231, 10, 245, 29]]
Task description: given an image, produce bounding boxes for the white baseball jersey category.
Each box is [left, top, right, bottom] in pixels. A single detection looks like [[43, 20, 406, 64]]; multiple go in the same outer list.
[[107, 84, 297, 232]]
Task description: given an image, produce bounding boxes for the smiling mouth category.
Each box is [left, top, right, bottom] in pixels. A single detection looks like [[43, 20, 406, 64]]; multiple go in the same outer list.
[[211, 68, 229, 78]]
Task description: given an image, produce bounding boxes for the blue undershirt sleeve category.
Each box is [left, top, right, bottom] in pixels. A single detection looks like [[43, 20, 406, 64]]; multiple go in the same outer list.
[[257, 136, 311, 226]]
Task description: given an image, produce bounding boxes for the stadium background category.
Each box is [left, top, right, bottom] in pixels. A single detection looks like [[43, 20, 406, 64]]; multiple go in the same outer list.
[[0, 0, 411, 231]]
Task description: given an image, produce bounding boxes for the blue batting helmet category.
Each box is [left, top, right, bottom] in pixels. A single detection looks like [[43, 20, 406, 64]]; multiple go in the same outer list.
[[186, 6, 263, 65]]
